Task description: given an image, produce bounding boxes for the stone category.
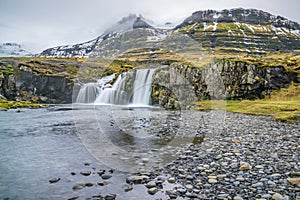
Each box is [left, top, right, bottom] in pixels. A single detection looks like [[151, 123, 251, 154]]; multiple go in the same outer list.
[[145, 180, 156, 188], [186, 175, 194, 180], [147, 187, 158, 195], [101, 174, 112, 180], [72, 183, 85, 190], [239, 162, 251, 171], [141, 158, 149, 163], [80, 171, 91, 176], [287, 177, 300, 187], [85, 182, 93, 187], [122, 184, 133, 192], [104, 194, 116, 200], [166, 190, 177, 198], [233, 196, 244, 200], [271, 193, 284, 200], [126, 175, 149, 184], [262, 194, 272, 199], [49, 177, 60, 184], [98, 181, 109, 186], [252, 182, 263, 187], [177, 187, 187, 194], [207, 175, 217, 179], [168, 177, 176, 183], [208, 179, 218, 184], [185, 184, 193, 190]]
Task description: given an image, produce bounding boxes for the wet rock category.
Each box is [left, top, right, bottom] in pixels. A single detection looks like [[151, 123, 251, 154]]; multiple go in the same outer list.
[[98, 181, 109, 186], [122, 184, 133, 192], [104, 194, 116, 200], [126, 175, 149, 184], [72, 183, 85, 190], [176, 187, 187, 194], [49, 177, 60, 184], [80, 171, 91, 176], [166, 190, 177, 198], [145, 180, 156, 188], [185, 184, 193, 190], [85, 182, 94, 187], [70, 172, 76, 176], [101, 174, 112, 180], [168, 177, 176, 183], [147, 187, 158, 195]]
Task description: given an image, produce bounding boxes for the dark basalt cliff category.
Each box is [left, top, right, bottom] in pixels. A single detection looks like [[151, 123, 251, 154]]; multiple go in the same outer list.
[[0, 58, 298, 106], [0, 60, 77, 103], [152, 60, 298, 109]]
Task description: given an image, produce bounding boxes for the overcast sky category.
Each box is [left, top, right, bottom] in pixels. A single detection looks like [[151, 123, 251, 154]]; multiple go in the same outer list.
[[1, 0, 299, 53]]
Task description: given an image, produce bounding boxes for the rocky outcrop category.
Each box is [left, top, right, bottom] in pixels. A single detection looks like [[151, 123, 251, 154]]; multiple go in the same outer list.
[[0, 61, 74, 103], [152, 60, 298, 108]]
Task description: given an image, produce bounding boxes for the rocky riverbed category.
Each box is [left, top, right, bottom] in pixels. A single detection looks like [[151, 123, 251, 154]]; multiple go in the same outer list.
[[0, 107, 299, 200]]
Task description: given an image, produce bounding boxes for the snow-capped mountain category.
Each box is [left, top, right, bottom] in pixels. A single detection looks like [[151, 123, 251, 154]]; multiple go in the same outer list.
[[39, 8, 300, 57], [40, 14, 164, 58], [0, 43, 32, 57]]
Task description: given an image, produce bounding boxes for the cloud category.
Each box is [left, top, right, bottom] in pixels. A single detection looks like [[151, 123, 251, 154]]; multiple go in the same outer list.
[[0, 0, 299, 53]]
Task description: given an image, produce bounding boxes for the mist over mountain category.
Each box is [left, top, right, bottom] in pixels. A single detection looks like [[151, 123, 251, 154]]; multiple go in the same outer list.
[[0, 42, 32, 57], [22, 8, 300, 57]]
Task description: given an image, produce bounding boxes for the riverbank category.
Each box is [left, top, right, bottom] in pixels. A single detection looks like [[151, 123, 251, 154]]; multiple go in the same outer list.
[[196, 82, 300, 123], [0, 100, 46, 110], [0, 106, 299, 199]]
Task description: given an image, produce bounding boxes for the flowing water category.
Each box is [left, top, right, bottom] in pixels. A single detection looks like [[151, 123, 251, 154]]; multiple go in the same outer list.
[[0, 105, 205, 199]]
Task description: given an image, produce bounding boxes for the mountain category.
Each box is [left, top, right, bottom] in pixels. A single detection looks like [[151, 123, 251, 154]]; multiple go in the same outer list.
[[177, 8, 300, 54], [0, 42, 32, 57], [39, 8, 300, 57], [40, 14, 162, 58]]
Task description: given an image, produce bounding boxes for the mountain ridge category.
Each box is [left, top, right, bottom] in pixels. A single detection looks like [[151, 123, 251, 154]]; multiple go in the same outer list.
[[39, 8, 300, 58]]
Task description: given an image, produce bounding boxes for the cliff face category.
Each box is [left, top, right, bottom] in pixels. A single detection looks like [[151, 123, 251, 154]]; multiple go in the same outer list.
[[0, 58, 298, 106], [152, 60, 298, 108], [0, 61, 75, 103]]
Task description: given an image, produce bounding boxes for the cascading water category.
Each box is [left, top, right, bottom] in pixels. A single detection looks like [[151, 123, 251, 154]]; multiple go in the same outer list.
[[94, 73, 128, 105], [76, 83, 100, 103], [131, 69, 155, 106], [75, 74, 115, 103], [94, 69, 155, 106]]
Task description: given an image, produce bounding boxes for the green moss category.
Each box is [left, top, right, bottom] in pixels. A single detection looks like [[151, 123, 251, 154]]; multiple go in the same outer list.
[[0, 100, 46, 109], [0, 64, 14, 75]]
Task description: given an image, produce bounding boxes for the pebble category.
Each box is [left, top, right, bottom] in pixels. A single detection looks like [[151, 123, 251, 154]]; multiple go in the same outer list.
[[168, 177, 176, 183], [72, 183, 85, 190], [208, 179, 218, 184], [104, 194, 116, 200], [252, 182, 263, 187], [271, 193, 284, 200], [126, 175, 149, 184], [98, 181, 109, 186], [80, 171, 91, 176], [122, 184, 133, 192], [101, 174, 112, 180], [49, 178, 60, 184], [145, 180, 156, 188], [239, 162, 251, 171], [147, 187, 158, 195], [233, 196, 244, 200]]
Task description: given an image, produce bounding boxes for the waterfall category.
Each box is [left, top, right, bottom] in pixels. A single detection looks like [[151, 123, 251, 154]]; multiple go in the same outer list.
[[94, 73, 128, 105], [94, 69, 155, 106], [131, 69, 155, 106], [75, 74, 115, 103], [76, 83, 100, 103]]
